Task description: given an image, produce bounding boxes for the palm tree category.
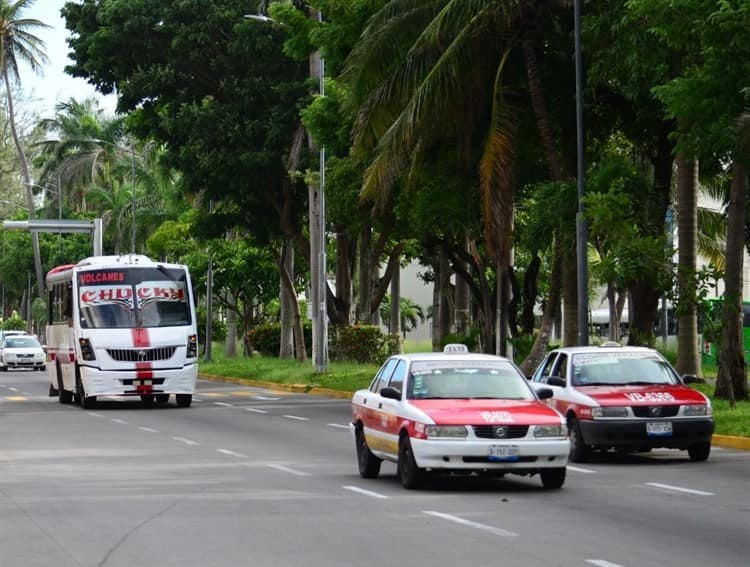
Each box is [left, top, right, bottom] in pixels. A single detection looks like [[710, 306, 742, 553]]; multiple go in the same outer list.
[[0, 0, 50, 297], [380, 295, 426, 339], [345, 1, 571, 355]]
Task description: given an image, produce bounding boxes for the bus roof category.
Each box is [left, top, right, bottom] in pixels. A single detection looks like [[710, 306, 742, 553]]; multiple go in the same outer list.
[[46, 255, 188, 283]]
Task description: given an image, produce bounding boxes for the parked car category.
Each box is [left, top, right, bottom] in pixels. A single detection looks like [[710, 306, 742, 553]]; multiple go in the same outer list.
[[351, 344, 569, 489], [529, 344, 714, 462], [0, 334, 46, 371]]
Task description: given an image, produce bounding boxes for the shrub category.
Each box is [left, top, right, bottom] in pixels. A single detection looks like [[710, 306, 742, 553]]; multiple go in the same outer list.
[[441, 327, 480, 352], [246, 323, 312, 356], [331, 324, 400, 364]]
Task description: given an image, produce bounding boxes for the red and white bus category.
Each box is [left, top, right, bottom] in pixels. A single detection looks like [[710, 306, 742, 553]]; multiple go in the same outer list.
[[46, 255, 199, 408]]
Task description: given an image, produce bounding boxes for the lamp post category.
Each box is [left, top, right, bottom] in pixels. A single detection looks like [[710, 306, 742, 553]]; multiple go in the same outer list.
[[574, 0, 589, 346], [245, 9, 328, 371]]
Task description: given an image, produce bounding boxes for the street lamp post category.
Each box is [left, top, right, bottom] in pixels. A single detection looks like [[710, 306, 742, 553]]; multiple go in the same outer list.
[[245, 8, 328, 371]]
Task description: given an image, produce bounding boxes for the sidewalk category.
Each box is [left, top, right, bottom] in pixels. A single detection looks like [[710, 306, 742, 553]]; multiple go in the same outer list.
[[199, 373, 750, 451]]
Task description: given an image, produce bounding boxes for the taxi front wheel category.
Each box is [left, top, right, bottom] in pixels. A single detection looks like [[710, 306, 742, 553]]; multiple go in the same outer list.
[[568, 416, 591, 463], [687, 442, 710, 462], [356, 428, 381, 478], [398, 436, 424, 489], [540, 467, 566, 489]]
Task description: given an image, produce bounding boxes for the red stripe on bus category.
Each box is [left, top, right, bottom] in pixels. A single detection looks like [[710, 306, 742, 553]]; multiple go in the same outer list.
[[131, 328, 150, 348]]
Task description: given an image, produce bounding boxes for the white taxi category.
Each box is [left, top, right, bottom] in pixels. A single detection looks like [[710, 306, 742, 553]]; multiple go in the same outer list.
[[351, 345, 569, 489], [530, 344, 714, 462]]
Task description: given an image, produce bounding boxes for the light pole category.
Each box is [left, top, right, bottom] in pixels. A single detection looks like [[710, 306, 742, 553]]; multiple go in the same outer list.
[[245, 8, 328, 371]]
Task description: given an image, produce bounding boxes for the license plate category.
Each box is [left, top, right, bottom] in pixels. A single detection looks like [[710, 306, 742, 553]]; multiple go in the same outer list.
[[488, 445, 519, 461], [646, 422, 672, 436]]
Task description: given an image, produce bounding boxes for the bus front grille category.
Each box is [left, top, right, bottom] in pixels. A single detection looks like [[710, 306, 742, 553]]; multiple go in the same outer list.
[[107, 347, 177, 362]]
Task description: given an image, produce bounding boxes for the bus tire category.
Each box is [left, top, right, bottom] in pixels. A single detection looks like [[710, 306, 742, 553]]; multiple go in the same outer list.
[[175, 394, 192, 408], [156, 394, 170, 404], [57, 364, 73, 404], [76, 366, 97, 409]]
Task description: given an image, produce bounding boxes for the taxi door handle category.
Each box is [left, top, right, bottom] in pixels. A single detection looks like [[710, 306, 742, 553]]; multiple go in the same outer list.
[[378, 402, 383, 409]]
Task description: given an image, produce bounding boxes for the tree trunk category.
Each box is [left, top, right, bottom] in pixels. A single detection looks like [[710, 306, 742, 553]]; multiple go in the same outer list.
[[607, 281, 619, 342], [454, 235, 471, 335], [562, 252, 578, 346], [520, 246, 562, 376], [358, 222, 372, 324], [716, 160, 748, 403], [5, 69, 43, 298], [389, 263, 402, 352], [225, 292, 237, 357], [333, 229, 353, 325], [628, 279, 660, 345], [675, 155, 701, 376], [275, 249, 307, 362], [439, 252, 452, 344], [279, 241, 295, 359]]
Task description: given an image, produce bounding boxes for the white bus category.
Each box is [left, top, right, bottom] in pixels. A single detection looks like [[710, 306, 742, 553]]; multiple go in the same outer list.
[[46, 255, 199, 408]]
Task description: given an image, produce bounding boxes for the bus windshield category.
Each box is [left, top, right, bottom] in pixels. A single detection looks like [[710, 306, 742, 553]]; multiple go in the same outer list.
[[78, 266, 191, 329]]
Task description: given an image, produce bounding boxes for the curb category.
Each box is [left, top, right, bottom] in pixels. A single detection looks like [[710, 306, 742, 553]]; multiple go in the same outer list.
[[199, 373, 747, 449]]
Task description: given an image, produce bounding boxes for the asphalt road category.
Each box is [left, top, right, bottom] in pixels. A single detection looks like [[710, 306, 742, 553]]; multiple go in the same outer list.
[[1, 370, 748, 567]]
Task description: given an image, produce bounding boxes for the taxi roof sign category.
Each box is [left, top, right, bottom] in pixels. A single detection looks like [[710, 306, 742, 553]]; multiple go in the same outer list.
[[443, 343, 469, 354]]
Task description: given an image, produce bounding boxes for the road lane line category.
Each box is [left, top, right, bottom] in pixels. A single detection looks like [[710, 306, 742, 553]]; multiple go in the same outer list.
[[586, 560, 626, 567], [22, 392, 32, 396], [111, 418, 128, 425], [139, 427, 159, 433], [644, 482, 714, 496], [173, 437, 199, 446], [214, 402, 233, 407], [267, 464, 312, 477], [342, 485, 389, 500], [217, 449, 248, 458], [254, 395, 282, 400], [567, 465, 597, 474], [8, 387, 18, 391], [5, 396, 27, 401], [423, 511, 518, 537], [87, 412, 103, 418], [283, 415, 309, 421], [327, 423, 349, 430], [246, 408, 268, 414]]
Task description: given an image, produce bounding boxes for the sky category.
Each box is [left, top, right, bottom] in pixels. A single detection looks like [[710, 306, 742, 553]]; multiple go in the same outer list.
[[18, 0, 118, 118]]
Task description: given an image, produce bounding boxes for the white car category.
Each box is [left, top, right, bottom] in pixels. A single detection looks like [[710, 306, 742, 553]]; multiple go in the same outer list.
[[351, 345, 569, 489], [0, 335, 46, 371]]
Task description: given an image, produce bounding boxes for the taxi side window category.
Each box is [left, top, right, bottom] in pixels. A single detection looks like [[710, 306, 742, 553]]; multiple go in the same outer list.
[[553, 354, 568, 381], [387, 360, 406, 395], [535, 353, 558, 383], [371, 358, 398, 393]]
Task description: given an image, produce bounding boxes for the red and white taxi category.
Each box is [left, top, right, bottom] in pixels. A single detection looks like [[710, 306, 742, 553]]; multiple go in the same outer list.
[[351, 345, 569, 489], [530, 344, 714, 462]]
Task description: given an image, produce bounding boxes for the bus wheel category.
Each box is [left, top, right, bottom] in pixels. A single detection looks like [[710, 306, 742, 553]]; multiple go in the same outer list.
[[76, 368, 97, 409], [57, 364, 73, 404], [156, 394, 170, 404], [176, 394, 192, 408]]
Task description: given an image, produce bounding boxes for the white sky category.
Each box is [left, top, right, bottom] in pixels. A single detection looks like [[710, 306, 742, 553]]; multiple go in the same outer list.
[[18, 0, 118, 118]]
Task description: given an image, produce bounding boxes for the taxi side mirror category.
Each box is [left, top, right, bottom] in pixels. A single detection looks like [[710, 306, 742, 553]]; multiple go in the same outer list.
[[536, 387, 554, 400], [547, 376, 566, 387], [681, 374, 703, 384], [380, 387, 402, 401]]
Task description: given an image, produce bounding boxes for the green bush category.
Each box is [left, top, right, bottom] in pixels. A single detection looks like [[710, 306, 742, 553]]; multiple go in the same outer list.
[[441, 327, 480, 352], [331, 324, 400, 364], [246, 323, 312, 356]]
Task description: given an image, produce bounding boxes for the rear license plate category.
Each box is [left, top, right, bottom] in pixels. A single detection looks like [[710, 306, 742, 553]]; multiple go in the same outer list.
[[646, 421, 672, 436], [488, 445, 519, 461]]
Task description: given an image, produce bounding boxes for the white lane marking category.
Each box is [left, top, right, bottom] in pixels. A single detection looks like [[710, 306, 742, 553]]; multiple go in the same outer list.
[[423, 511, 518, 537], [111, 418, 128, 425], [214, 402, 233, 407], [327, 423, 350, 430], [139, 427, 159, 433], [283, 415, 309, 421], [342, 485, 389, 500], [567, 465, 597, 474], [267, 464, 311, 477], [23, 392, 32, 396], [254, 395, 282, 400], [586, 560, 626, 567], [246, 408, 268, 414], [192, 397, 203, 402], [172, 437, 199, 446], [644, 482, 714, 496], [8, 387, 18, 392], [87, 412, 103, 418], [217, 449, 248, 459]]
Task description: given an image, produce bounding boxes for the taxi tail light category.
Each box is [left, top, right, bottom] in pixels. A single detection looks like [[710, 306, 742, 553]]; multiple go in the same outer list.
[[79, 338, 96, 361], [187, 334, 198, 358]]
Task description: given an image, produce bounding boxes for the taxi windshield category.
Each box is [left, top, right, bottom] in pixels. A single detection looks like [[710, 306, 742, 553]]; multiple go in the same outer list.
[[4, 336, 40, 349], [571, 353, 680, 386], [407, 361, 534, 400]]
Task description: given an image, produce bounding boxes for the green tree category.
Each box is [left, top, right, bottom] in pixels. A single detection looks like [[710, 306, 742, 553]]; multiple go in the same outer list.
[[0, 0, 50, 298]]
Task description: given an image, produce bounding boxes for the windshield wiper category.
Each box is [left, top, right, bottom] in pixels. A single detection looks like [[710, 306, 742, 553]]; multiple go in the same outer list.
[[621, 381, 661, 386]]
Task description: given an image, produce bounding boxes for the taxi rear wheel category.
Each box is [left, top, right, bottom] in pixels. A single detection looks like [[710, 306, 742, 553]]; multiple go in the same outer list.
[[568, 416, 591, 463], [355, 428, 381, 478], [398, 436, 424, 489], [687, 442, 711, 462], [540, 467, 566, 489]]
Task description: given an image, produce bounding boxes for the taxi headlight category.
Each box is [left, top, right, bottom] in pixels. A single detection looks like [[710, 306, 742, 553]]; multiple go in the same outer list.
[[424, 425, 468, 438], [591, 406, 629, 419], [684, 404, 711, 417], [534, 424, 568, 438]]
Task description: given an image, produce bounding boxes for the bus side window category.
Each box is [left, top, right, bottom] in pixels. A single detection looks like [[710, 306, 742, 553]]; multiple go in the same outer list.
[[64, 282, 73, 318]]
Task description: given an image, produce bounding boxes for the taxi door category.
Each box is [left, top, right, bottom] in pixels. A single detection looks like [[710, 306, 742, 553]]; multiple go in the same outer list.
[[360, 358, 398, 457], [374, 359, 407, 460]]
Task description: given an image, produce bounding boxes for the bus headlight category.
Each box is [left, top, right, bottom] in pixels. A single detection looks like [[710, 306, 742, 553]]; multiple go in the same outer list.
[[79, 338, 96, 361], [187, 334, 198, 358]]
